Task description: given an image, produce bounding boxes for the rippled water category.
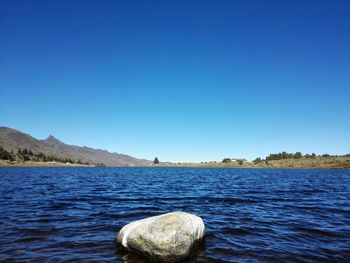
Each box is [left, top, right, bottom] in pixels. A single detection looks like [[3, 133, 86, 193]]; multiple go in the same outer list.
[[0, 167, 350, 262]]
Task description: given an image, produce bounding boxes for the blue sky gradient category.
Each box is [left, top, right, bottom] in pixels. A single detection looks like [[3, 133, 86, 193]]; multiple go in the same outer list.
[[1, 0, 349, 162]]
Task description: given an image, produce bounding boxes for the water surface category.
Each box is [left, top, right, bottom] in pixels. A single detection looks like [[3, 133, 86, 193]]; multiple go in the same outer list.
[[0, 167, 349, 262]]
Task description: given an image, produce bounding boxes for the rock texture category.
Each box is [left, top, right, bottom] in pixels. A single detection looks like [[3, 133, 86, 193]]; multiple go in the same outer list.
[[116, 211, 205, 262]]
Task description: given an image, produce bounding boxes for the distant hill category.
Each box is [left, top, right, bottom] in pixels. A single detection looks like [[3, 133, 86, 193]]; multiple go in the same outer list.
[[0, 127, 151, 166]]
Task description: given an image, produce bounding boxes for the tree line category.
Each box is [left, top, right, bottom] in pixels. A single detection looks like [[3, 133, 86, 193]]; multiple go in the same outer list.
[[253, 152, 350, 163], [0, 146, 92, 165], [0, 146, 14, 161]]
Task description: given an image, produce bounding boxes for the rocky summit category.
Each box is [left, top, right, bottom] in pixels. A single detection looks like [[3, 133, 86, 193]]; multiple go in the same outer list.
[[116, 211, 205, 262]]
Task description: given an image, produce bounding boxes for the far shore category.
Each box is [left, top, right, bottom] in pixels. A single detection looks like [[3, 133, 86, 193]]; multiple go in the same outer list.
[[157, 156, 350, 169], [0, 160, 94, 167], [1, 156, 350, 169]]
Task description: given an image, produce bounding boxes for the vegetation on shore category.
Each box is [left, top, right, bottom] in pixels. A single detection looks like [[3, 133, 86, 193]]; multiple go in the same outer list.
[[250, 151, 348, 163], [153, 157, 160, 165], [248, 152, 350, 168], [156, 152, 350, 169], [0, 146, 101, 166], [0, 160, 89, 167], [157, 156, 350, 169]]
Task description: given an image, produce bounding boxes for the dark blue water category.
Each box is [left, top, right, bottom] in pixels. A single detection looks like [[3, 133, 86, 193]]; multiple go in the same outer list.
[[0, 167, 349, 262]]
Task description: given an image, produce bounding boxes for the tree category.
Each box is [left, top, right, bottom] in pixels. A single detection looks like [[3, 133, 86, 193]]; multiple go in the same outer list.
[[222, 158, 231, 163], [0, 147, 14, 161], [153, 157, 159, 164], [294, 152, 302, 159], [281, 151, 289, 159], [253, 157, 262, 164]]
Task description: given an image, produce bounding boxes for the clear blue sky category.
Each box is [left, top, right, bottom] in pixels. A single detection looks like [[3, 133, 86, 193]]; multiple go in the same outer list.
[[1, 0, 349, 162]]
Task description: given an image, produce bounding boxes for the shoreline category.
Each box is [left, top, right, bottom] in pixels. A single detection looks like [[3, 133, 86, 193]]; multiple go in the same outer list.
[[2, 156, 348, 169], [0, 161, 94, 167], [0, 163, 350, 170]]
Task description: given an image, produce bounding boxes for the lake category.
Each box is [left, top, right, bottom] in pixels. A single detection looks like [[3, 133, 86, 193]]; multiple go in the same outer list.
[[0, 167, 349, 262]]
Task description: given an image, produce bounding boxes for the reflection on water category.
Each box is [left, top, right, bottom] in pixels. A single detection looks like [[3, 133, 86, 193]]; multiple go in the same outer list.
[[0, 167, 350, 262]]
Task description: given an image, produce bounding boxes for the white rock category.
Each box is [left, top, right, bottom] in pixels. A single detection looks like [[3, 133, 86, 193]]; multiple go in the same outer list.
[[116, 211, 205, 262]]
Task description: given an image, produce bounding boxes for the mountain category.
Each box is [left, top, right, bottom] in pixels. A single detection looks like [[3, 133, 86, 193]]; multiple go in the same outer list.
[[0, 127, 151, 166]]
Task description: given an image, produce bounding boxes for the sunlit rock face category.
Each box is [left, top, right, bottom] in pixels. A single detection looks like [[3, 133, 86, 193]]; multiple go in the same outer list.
[[116, 211, 205, 262]]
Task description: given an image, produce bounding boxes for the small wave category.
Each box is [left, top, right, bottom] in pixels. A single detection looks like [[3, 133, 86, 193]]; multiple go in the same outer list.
[[15, 237, 46, 243], [212, 247, 239, 257], [290, 226, 348, 238], [15, 228, 55, 236], [220, 227, 251, 236], [99, 211, 161, 220], [49, 202, 73, 210]]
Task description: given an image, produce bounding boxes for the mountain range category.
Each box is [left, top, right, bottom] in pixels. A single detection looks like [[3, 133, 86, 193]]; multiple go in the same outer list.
[[0, 127, 151, 166]]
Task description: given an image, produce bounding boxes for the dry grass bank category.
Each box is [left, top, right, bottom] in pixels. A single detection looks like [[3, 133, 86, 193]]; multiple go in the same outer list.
[[157, 157, 350, 169]]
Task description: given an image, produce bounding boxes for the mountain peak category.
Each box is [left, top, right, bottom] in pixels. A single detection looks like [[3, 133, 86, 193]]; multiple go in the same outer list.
[[0, 126, 151, 166], [44, 135, 63, 145]]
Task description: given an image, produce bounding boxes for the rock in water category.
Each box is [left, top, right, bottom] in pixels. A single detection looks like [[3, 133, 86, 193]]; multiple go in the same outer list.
[[116, 211, 205, 262]]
